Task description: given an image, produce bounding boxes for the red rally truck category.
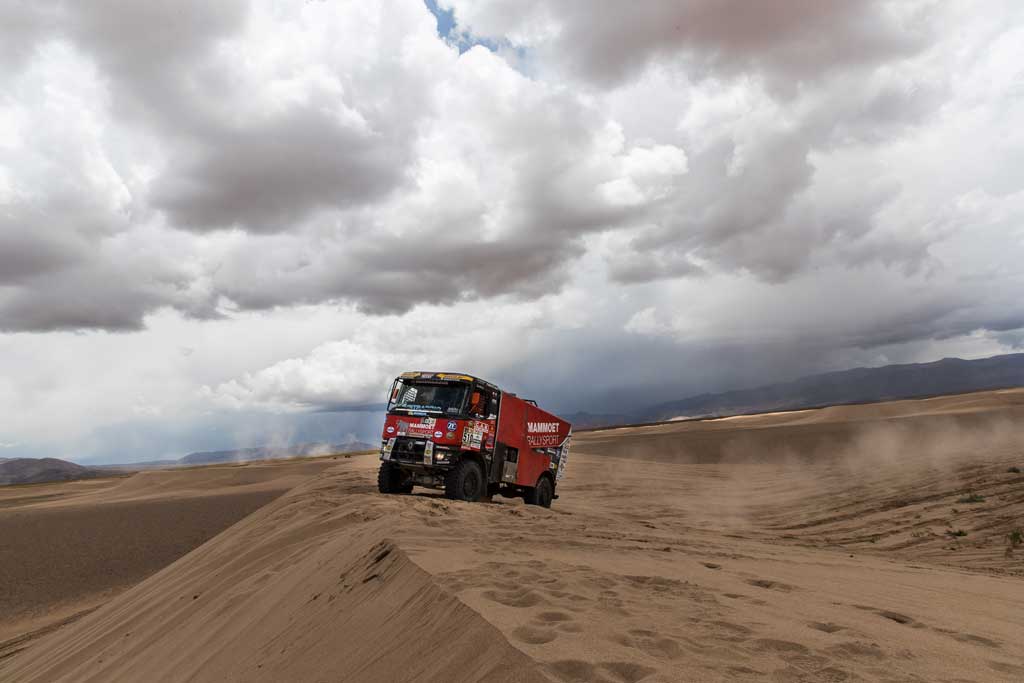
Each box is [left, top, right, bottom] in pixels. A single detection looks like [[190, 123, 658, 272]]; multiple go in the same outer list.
[[377, 372, 572, 507]]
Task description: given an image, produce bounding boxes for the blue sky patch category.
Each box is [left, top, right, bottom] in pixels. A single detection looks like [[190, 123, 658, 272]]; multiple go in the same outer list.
[[424, 0, 501, 54]]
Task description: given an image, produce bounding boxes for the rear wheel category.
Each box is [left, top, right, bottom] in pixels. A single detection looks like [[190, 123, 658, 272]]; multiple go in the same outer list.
[[445, 459, 485, 502], [525, 475, 554, 508], [378, 462, 413, 494]]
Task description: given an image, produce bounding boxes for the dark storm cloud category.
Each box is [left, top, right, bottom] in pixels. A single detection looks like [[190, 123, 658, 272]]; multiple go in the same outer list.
[[0, 197, 197, 332], [209, 227, 588, 316], [450, 0, 930, 89], [505, 279, 1024, 417], [0, 211, 84, 285], [605, 70, 944, 284], [59, 0, 414, 234], [0, 0, 431, 330], [0, 268, 162, 332], [0, 3, 58, 70], [61, 0, 248, 121], [152, 108, 406, 233]]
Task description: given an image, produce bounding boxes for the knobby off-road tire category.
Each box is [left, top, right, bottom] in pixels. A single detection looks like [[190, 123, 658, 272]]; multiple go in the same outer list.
[[445, 459, 485, 502], [524, 475, 554, 508], [378, 462, 413, 494]]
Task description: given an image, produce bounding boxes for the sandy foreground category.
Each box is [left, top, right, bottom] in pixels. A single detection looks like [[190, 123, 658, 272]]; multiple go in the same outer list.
[[2, 389, 1024, 682]]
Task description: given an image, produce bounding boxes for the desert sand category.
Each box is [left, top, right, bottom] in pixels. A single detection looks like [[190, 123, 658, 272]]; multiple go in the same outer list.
[[0, 457, 344, 643], [2, 389, 1023, 681]]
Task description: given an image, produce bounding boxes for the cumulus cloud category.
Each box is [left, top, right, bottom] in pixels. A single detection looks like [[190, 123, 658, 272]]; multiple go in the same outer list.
[[1, 0, 697, 327], [3, 0, 1005, 330]]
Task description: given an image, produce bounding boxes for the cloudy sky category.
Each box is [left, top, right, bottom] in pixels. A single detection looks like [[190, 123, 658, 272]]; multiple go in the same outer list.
[[2, 0, 1022, 463]]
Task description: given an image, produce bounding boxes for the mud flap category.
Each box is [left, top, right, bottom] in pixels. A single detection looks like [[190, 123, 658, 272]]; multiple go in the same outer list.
[[502, 459, 518, 483], [555, 435, 571, 481]]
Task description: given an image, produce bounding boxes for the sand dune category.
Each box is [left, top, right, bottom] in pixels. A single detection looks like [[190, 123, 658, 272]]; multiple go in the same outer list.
[[0, 457, 345, 642], [3, 390, 1024, 681]]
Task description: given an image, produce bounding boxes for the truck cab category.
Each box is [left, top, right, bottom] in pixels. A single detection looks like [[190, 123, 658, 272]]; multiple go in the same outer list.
[[377, 371, 572, 506]]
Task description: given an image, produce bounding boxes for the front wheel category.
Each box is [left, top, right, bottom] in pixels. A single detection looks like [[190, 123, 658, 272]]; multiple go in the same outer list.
[[524, 475, 554, 508], [445, 459, 485, 502], [378, 462, 413, 494]]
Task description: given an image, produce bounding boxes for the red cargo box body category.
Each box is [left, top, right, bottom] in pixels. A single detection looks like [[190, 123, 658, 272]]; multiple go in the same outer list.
[[495, 394, 572, 487]]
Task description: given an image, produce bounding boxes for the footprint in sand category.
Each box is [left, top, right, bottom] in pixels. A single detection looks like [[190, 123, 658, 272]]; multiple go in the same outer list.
[[536, 611, 573, 623], [877, 610, 916, 625], [952, 632, 1000, 648], [512, 625, 557, 645], [481, 588, 544, 608], [824, 641, 885, 660], [600, 661, 659, 683], [752, 638, 811, 655], [547, 659, 657, 683], [852, 604, 921, 628], [623, 631, 685, 660], [809, 622, 845, 634], [709, 620, 753, 643], [746, 578, 796, 592], [531, 610, 583, 634], [814, 666, 856, 682], [989, 660, 1024, 676], [751, 638, 836, 672]]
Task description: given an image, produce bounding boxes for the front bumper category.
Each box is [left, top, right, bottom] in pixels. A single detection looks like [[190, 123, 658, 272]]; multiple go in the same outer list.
[[380, 437, 456, 468]]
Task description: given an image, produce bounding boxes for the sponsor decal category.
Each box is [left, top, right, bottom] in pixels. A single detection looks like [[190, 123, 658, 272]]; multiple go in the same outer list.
[[433, 431, 443, 438], [407, 417, 437, 435], [447, 421, 458, 431], [386, 425, 395, 434], [445, 431, 455, 439], [526, 434, 563, 447], [527, 421, 560, 434]]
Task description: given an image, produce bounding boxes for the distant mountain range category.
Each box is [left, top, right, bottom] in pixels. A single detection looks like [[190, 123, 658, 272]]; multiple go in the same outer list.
[[569, 353, 1024, 428], [0, 458, 109, 486]]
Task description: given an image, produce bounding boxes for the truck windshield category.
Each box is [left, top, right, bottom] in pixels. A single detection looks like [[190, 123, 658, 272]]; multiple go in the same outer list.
[[389, 380, 469, 415]]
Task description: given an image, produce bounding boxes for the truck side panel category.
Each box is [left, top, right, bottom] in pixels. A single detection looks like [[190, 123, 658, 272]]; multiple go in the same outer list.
[[496, 395, 571, 488]]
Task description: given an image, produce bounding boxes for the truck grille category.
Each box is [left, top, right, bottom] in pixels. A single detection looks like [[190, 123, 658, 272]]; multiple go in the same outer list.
[[390, 438, 426, 462]]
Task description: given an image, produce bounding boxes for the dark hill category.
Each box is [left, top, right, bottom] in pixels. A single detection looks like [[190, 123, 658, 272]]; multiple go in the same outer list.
[[0, 458, 107, 486]]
